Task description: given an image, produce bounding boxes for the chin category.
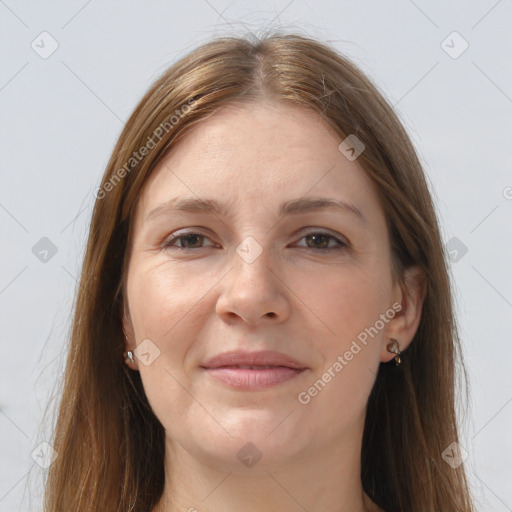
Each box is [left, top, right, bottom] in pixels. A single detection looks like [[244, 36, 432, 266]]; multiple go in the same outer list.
[[173, 413, 310, 474], [199, 437, 305, 474]]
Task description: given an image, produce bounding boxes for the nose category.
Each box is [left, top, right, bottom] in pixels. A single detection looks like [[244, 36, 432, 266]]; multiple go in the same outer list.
[[215, 242, 291, 326]]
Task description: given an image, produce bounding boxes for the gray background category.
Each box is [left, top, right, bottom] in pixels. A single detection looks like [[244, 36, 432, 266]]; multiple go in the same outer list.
[[1, 1, 511, 510]]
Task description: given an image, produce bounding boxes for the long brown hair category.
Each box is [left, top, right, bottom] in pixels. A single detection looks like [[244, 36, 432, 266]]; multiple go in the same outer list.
[[43, 31, 475, 511]]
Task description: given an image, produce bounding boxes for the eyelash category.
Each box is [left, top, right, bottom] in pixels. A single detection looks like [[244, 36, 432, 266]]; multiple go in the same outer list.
[[162, 230, 348, 253]]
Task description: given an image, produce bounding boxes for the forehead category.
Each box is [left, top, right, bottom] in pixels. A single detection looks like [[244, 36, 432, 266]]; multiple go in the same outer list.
[[134, 101, 382, 224]]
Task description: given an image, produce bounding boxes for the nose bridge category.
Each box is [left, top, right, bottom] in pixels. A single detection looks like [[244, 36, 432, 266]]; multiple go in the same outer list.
[[232, 234, 276, 293], [215, 234, 289, 323]]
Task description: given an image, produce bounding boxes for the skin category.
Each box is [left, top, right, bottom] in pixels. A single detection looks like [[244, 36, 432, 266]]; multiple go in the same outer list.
[[123, 101, 426, 512]]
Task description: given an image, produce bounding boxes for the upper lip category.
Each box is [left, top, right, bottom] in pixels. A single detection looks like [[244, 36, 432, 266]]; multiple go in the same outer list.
[[201, 350, 307, 370]]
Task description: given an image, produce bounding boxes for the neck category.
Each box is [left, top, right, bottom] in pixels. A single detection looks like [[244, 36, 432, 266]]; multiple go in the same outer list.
[[153, 415, 381, 512]]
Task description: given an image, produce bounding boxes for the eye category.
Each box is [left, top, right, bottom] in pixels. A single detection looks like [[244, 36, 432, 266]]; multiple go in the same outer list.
[[294, 231, 348, 252], [163, 231, 215, 250]]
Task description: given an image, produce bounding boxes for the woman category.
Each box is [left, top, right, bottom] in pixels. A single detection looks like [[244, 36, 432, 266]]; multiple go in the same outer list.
[[44, 32, 475, 511]]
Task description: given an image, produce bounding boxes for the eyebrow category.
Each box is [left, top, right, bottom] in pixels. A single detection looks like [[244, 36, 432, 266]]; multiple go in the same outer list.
[[145, 196, 366, 224]]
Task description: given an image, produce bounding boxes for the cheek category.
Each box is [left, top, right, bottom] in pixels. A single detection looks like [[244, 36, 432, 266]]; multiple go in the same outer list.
[[300, 263, 390, 350], [127, 261, 208, 344], [126, 262, 208, 406], [293, 264, 391, 428], [127, 264, 211, 427], [295, 274, 387, 428]]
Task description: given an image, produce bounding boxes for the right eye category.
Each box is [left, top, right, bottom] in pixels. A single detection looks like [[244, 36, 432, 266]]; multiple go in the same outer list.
[[163, 231, 215, 250]]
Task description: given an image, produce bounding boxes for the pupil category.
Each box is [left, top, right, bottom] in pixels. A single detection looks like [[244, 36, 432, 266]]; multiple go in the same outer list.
[[186, 234, 201, 247], [309, 234, 328, 248]]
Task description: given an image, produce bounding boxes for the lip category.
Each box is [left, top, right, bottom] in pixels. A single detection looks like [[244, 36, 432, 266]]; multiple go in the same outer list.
[[202, 350, 307, 370], [200, 350, 308, 390]]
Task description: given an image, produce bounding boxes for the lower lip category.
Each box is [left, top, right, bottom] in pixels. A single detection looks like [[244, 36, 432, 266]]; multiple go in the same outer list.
[[202, 367, 306, 390]]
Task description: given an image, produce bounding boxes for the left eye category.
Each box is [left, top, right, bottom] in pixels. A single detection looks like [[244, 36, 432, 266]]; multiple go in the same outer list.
[[163, 231, 347, 251], [294, 232, 347, 251]]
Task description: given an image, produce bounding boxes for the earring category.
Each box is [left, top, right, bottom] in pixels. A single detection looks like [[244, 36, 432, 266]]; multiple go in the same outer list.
[[125, 351, 135, 365], [386, 338, 402, 366], [123, 328, 135, 366]]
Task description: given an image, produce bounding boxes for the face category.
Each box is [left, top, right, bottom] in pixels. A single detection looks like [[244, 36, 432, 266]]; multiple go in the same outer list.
[[123, 101, 405, 472]]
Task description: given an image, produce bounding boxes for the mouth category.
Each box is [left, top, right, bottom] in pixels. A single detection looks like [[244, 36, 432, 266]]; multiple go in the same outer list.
[[215, 364, 294, 370], [201, 365, 307, 389], [200, 350, 309, 390]]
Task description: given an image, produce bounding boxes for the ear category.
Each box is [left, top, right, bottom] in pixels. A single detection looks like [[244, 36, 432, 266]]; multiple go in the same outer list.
[[381, 265, 427, 363], [122, 302, 139, 371]]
